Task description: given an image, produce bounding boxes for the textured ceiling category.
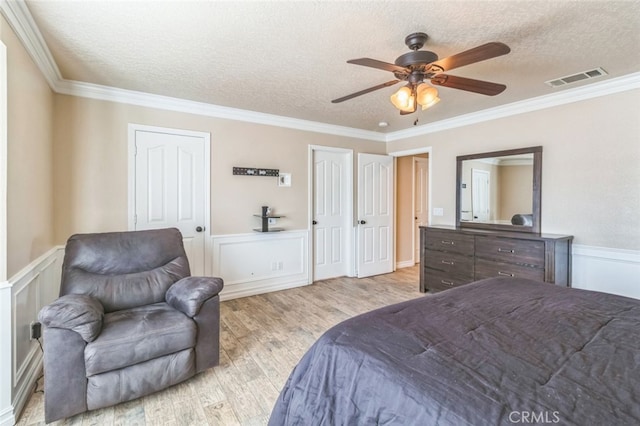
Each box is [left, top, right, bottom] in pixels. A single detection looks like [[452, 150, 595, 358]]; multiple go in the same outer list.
[[25, 0, 640, 132]]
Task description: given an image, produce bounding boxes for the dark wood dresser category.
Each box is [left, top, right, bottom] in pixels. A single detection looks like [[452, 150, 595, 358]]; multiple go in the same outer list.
[[420, 226, 573, 293]]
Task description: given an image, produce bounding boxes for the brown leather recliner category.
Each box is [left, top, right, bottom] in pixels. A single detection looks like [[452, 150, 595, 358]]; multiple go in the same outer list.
[[38, 228, 223, 423]]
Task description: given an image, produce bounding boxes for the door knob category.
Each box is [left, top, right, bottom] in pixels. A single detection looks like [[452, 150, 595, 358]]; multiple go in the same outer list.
[[312, 220, 318, 225], [196, 226, 204, 232], [359, 220, 366, 225]]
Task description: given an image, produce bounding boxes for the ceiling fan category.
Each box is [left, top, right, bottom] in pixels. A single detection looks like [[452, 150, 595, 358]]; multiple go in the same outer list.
[[332, 32, 510, 115]]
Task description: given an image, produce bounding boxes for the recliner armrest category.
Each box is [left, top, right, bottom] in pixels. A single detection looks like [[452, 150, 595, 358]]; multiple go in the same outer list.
[[166, 277, 224, 317], [38, 294, 104, 342]]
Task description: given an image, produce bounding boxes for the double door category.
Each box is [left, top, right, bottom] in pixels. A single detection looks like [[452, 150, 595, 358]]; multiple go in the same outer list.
[[312, 149, 394, 280]]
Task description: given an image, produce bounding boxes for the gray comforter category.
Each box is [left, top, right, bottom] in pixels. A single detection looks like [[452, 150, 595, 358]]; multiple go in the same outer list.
[[269, 277, 640, 425]]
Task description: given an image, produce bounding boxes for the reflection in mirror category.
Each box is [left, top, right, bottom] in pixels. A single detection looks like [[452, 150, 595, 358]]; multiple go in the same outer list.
[[456, 146, 542, 233], [459, 154, 534, 226]]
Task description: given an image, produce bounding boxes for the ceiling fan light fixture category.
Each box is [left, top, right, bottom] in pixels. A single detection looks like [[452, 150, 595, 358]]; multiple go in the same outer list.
[[416, 83, 440, 110], [333, 34, 510, 114], [420, 96, 440, 110], [390, 85, 415, 112]]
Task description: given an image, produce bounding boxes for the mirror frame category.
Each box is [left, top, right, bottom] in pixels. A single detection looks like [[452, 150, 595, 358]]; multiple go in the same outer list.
[[456, 146, 542, 234]]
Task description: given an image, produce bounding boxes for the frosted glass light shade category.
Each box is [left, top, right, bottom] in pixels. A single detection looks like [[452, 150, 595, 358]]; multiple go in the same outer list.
[[390, 86, 415, 112], [416, 83, 440, 110], [420, 96, 440, 110]]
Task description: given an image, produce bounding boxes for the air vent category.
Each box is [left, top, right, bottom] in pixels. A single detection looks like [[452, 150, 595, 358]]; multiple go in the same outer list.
[[545, 68, 607, 87], [545, 68, 608, 88]]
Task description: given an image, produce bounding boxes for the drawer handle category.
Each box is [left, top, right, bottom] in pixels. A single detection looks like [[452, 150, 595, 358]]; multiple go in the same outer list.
[[441, 280, 454, 286], [441, 260, 454, 265], [498, 271, 514, 277], [441, 240, 455, 245], [498, 248, 515, 253]]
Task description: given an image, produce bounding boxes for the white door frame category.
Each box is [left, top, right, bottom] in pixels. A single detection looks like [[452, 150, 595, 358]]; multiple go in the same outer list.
[[127, 123, 212, 275], [412, 156, 429, 264], [388, 147, 433, 268], [308, 145, 354, 281]]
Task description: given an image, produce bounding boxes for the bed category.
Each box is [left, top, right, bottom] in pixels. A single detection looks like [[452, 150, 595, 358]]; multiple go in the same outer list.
[[269, 277, 640, 425]]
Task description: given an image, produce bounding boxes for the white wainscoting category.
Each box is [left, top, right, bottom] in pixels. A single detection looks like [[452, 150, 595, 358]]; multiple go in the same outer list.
[[211, 230, 310, 301], [572, 244, 640, 300], [0, 246, 64, 426]]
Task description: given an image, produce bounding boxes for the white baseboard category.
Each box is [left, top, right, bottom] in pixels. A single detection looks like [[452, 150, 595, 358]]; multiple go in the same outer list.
[[572, 244, 640, 300], [0, 246, 64, 425], [395, 260, 415, 269], [211, 230, 310, 301], [0, 406, 14, 426], [220, 278, 311, 301]]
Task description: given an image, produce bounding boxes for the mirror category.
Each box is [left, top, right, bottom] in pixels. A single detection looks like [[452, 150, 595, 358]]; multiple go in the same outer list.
[[456, 146, 542, 233]]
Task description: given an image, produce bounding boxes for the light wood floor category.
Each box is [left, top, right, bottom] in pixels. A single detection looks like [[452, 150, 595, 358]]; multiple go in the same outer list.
[[17, 266, 423, 425]]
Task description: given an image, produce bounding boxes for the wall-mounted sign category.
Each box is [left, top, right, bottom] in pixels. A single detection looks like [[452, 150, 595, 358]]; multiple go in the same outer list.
[[233, 167, 279, 177]]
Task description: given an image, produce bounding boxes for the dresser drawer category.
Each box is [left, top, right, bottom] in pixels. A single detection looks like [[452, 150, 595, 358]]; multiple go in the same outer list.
[[424, 229, 474, 255], [424, 268, 475, 293], [475, 237, 545, 267], [475, 258, 544, 281], [424, 249, 473, 278]]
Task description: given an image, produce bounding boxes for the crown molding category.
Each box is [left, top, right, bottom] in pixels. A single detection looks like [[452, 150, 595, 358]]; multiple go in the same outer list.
[[2, 0, 640, 144], [385, 72, 640, 142], [55, 79, 387, 142], [0, 0, 61, 90]]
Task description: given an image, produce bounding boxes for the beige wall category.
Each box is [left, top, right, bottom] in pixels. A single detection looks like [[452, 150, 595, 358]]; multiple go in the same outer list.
[[460, 161, 533, 222], [460, 160, 500, 221], [387, 88, 640, 249], [498, 164, 533, 219], [395, 156, 413, 264], [53, 95, 386, 242], [2, 16, 55, 277], [395, 154, 427, 265]]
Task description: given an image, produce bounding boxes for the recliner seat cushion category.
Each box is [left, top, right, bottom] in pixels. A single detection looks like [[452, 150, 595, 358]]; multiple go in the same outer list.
[[85, 302, 196, 376], [87, 349, 195, 411]]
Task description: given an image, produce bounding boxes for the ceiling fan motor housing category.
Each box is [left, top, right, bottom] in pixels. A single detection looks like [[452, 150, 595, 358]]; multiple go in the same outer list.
[[404, 32, 429, 50], [394, 50, 441, 83], [394, 51, 439, 68]]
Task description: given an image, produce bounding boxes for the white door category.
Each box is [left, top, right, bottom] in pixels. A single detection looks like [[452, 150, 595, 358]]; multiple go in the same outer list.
[[313, 149, 351, 280], [131, 126, 209, 275], [414, 157, 429, 262], [357, 153, 394, 278], [472, 168, 490, 222]]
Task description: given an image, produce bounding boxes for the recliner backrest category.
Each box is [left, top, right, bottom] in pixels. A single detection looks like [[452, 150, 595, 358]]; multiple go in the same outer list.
[[60, 228, 191, 313]]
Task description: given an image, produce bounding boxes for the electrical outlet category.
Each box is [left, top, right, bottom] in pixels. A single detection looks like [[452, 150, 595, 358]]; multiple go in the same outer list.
[[433, 207, 444, 217], [268, 218, 276, 225], [30, 321, 41, 340]]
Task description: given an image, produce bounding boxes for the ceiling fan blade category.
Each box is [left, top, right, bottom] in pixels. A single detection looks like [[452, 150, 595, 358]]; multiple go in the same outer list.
[[331, 80, 400, 103], [431, 74, 506, 96], [430, 42, 510, 72], [347, 58, 409, 74]]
